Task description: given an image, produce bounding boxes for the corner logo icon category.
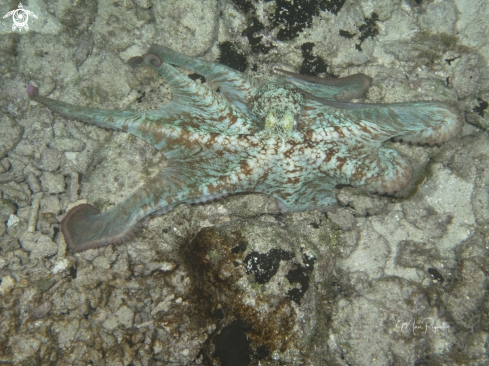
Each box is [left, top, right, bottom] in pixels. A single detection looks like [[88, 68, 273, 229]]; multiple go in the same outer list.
[[3, 3, 38, 31]]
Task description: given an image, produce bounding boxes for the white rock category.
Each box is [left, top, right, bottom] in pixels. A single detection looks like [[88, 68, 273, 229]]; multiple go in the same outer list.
[[52, 259, 70, 274], [6, 214, 19, 228], [115, 305, 134, 328], [0, 275, 15, 296]]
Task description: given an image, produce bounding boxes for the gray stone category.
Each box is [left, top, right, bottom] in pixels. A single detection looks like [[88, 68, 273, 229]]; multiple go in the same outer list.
[[40, 195, 61, 215], [32, 301, 52, 318], [52, 319, 80, 349], [93, 256, 111, 270], [419, 1, 458, 34], [6, 214, 19, 228], [36, 148, 64, 172], [0, 199, 16, 215], [115, 305, 134, 328], [327, 208, 356, 231], [0, 275, 15, 296], [8, 334, 40, 361], [337, 187, 387, 217], [0, 218, 5, 237], [0, 234, 21, 252], [102, 313, 119, 331], [1, 182, 29, 203], [26, 172, 42, 193], [40, 171, 65, 194], [63, 288, 81, 310], [153, 0, 218, 56], [33, 234, 58, 258], [19, 232, 58, 258], [0, 115, 23, 159], [50, 138, 86, 152]]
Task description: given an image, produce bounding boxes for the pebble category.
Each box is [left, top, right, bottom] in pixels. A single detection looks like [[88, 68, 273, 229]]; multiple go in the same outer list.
[[51, 259, 70, 274], [26, 172, 42, 193], [32, 301, 52, 318], [8, 334, 40, 361], [6, 214, 19, 228], [50, 138, 86, 152], [2, 183, 29, 202], [19, 232, 58, 258], [69, 172, 79, 202], [40, 171, 65, 194], [36, 148, 64, 172], [115, 305, 134, 328], [27, 192, 43, 233], [0, 275, 15, 295], [40, 195, 61, 215]]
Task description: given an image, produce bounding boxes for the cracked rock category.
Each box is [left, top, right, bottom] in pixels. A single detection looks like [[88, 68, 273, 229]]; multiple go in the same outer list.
[[0, 115, 23, 159], [36, 148, 65, 172], [40, 171, 65, 194]]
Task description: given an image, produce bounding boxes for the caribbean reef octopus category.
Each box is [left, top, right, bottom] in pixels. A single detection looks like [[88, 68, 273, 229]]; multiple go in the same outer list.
[[26, 44, 463, 252]]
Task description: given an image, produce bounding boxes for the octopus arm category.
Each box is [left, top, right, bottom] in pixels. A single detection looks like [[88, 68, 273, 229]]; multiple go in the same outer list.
[[320, 145, 413, 195], [300, 100, 463, 145], [146, 56, 259, 134], [60, 167, 198, 252], [272, 178, 338, 213], [275, 68, 371, 101], [28, 93, 243, 151], [61, 141, 252, 252], [345, 101, 463, 145], [28, 61, 258, 150], [147, 44, 259, 116]]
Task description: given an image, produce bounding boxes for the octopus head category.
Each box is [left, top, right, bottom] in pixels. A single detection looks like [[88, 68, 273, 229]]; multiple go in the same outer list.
[[251, 80, 304, 132]]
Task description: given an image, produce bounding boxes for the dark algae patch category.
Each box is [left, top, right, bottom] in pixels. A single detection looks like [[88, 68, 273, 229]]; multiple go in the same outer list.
[[244, 248, 294, 284], [232, 240, 248, 254], [241, 16, 273, 54], [213, 319, 251, 366], [339, 29, 355, 39], [356, 12, 380, 51], [188, 72, 206, 83], [357, 12, 380, 48], [339, 12, 380, 51], [473, 98, 488, 117], [230, 0, 256, 14], [254, 345, 270, 359], [244, 248, 316, 304], [286, 254, 316, 304], [299, 42, 331, 77], [68, 265, 77, 279], [271, 0, 346, 40], [218, 41, 248, 72], [427, 267, 445, 283]]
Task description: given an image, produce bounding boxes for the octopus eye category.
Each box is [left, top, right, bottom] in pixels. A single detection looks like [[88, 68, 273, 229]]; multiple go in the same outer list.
[[265, 110, 278, 129], [281, 112, 295, 131]]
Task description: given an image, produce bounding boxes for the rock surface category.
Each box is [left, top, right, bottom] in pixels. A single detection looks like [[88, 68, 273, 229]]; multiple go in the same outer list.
[[0, 0, 488, 365]]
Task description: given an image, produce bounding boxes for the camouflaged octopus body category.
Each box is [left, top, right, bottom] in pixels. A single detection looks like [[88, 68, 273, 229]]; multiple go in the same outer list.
[[27, 44, 463, 252]]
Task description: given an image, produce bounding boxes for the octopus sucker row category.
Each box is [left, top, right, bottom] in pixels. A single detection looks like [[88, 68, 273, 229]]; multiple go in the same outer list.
[[189, 192, 230, 205], [369, 190, 397, 196], [392, 138, 442, 147]]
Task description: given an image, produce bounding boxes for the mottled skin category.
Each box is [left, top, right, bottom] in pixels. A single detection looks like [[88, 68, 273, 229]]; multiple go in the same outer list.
[[27, 45, 463, 252]]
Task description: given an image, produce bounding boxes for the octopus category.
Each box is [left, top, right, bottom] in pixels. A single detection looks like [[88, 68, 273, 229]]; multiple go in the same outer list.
[[26, 44, 463, 252]]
